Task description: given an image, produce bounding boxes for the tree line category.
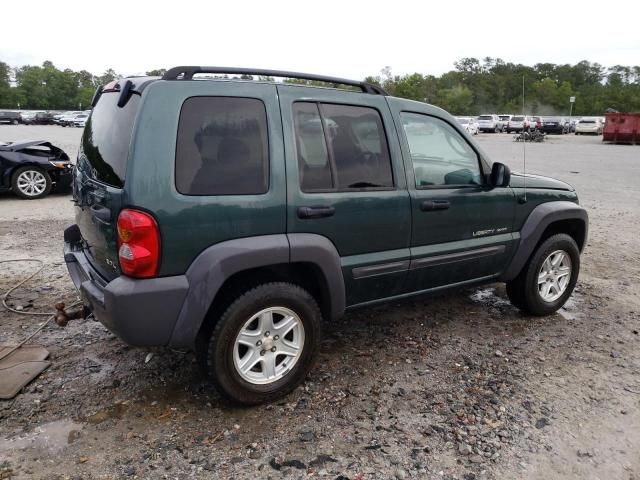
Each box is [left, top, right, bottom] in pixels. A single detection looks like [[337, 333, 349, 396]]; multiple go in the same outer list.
[[1, 58, 639, 115]]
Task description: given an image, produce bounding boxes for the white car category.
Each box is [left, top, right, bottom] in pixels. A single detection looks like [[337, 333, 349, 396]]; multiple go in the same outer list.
[[498, 114, 513, 132], [455, 117, 479, 135], [73, 114, 89, 128], [54, 111, 77, 124], [476, 114, 502, 133], [507, 115, 539, 133], [59, 112, 83, 127], [575, 117, 603, 135]]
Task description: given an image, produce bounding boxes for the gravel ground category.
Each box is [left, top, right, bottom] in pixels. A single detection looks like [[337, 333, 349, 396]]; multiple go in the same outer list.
[[0, 126, 639, 480]]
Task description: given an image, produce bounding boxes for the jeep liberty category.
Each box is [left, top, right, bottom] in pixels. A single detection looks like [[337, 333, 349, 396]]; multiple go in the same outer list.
[[64, 67, 588, 404]]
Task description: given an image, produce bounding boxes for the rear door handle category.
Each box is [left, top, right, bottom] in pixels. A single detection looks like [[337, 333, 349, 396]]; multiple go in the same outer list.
[[297, 206, 335, 219], [420, 200, 450, 211]]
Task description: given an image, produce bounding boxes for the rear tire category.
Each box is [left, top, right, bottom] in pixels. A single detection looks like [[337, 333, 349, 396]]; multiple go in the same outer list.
[[197, 282, 322, 405], [506, 234, 580, 316]]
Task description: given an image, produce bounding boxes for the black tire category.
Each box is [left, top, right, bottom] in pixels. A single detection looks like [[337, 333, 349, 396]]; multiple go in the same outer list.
[[506, 233, 580, 316], [198, 282, 322, 405], [11, 166, 52, 200], [11, 119, 18, 125]]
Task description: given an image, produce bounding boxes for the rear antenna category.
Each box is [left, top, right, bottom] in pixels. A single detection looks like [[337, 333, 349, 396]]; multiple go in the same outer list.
[[520, 75, 528, 204]]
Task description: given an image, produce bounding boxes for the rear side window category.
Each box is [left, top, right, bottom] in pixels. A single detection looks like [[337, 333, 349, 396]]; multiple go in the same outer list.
[[81, 93, 140, 187], [293, 102, 393, 192], [176, 97, 268, 195]]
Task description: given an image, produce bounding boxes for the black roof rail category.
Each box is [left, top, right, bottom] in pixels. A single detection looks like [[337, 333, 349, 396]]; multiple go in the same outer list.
[[161, 66, 389, 96]]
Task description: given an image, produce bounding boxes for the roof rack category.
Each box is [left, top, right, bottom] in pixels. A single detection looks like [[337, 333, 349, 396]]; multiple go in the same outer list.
[[161, 66, 389, 95]]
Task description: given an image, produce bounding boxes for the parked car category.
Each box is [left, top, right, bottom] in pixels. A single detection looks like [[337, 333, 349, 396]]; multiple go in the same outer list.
[[20, 112, 39, 124], [477, 114, 502, 133], [529, 116, 542, 131], [541, 117, 569, 134], [0, 111, 22, 125], [22, 112, 55, 125], [508, 115, 540, 133], [507, 115, 526, 133], [73, 113, 89, 127], [59, 112, 84, 127], [498, 114, 513, 132], [569, 118, 580, 133], [0, 140, 73, 199], [54, 111, 79, 124], [63, 67, 588, 405], [455, 117, 479, 135], [575, 117, 603, 135]]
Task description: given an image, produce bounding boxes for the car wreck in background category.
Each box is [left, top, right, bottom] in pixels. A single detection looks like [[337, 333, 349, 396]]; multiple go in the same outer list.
[[0, 140, 72, 199]]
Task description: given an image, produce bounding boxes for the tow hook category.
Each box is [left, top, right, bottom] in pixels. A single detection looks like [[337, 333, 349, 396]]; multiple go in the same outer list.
[[54, 302, 91, 327]]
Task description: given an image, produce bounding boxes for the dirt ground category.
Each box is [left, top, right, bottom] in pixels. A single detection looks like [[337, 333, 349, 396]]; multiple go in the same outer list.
[[1, 125, 639, 480]]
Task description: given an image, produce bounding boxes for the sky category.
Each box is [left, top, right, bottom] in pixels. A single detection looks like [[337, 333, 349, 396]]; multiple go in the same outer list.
[[2, 0, 640, 79]]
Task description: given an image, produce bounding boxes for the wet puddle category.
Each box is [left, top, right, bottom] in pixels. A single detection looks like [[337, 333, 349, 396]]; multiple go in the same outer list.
[[0, 419, 82, 459]]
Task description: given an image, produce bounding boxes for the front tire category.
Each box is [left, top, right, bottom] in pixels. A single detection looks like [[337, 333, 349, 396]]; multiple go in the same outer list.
[[11, 166, 52, 199], [199, 282, 322, 405], [506, 233, 580, 316]]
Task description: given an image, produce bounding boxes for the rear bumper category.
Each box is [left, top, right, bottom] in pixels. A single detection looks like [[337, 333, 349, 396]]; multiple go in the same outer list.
[[64, 225, 189, 346]]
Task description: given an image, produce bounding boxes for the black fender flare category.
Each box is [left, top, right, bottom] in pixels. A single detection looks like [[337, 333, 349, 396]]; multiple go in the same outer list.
[[500, 201, 588, 282], [168, 233, 345, 348]]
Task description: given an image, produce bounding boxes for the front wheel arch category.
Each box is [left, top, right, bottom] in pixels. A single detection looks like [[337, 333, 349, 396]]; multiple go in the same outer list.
[[500, 202, 588, 282]]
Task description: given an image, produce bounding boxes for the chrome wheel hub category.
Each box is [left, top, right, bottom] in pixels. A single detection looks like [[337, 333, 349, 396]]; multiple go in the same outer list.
[[538, 250, 572, 302], [233, 307, 305, 385], [17, 170, 46, 196]]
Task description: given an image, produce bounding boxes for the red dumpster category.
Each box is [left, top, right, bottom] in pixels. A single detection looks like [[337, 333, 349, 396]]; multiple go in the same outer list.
[[603, 112, 640, 144]]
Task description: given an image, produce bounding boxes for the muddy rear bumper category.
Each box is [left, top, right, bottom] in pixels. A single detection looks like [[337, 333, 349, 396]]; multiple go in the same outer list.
[[63, 225, 189, 346]]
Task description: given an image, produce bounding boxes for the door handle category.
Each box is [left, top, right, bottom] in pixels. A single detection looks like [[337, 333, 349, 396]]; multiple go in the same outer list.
[[297, 205, 335, 219], [420, 200, 450, 211]]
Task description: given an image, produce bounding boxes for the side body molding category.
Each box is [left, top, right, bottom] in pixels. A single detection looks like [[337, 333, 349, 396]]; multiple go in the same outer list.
[[168, 233, 346, 348], [500, 201, 588, 282]]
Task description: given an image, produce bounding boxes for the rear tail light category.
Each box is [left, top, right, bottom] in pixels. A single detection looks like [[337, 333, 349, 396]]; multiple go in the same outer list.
[[117, 209, 160, 278]]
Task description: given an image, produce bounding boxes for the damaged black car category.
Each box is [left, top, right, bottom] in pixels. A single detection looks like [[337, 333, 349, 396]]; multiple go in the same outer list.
[[0, 140, 73, 199]]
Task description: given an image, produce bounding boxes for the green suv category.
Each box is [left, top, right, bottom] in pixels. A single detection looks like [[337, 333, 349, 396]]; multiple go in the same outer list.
[[64, 67, 588, 404]]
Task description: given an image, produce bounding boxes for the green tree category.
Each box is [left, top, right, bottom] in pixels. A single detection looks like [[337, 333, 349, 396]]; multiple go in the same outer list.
[[0, 61, 13, 108], [146, 68, 167, 76]]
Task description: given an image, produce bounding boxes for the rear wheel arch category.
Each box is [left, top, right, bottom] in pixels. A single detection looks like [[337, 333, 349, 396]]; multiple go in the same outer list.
[[169, 234, 345, 349]]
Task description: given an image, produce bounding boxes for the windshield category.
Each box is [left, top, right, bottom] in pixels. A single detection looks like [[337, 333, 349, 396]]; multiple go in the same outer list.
[[580, 120, 595, 124], [478, 115, 492, 120], [511, 116, 524, 121]]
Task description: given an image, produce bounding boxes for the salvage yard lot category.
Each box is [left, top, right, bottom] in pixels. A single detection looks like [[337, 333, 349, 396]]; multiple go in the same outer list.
[[1, 125, 639, 479]]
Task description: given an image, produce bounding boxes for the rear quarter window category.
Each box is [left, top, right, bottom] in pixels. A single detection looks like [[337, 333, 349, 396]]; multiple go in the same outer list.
[[175, 97, 269, 195]]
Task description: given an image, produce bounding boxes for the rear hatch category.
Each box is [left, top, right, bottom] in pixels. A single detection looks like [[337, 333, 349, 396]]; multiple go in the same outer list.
[[73, 85, 141, 281]]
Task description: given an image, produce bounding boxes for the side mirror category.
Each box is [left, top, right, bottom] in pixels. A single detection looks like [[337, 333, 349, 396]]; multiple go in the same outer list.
[[490, 162, 511, 187]]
